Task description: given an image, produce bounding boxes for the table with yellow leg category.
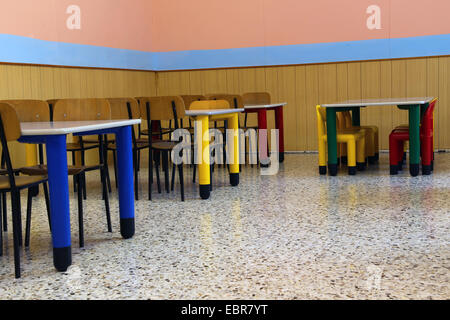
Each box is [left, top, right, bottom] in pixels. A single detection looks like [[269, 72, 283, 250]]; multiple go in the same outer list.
[[187, 108, 244, 200]]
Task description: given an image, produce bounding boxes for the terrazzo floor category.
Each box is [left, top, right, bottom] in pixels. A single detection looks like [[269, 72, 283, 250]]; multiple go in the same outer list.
[[0, 153, 449, 300]]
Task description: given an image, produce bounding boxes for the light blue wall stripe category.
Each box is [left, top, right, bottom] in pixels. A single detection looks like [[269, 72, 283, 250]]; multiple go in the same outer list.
[[0, 34, 156, 70], [1, 33, 450, 71]]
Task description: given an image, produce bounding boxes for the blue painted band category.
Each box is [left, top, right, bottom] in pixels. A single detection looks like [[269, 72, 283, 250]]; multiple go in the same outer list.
[[0, 33, 155, 70], [1, 33, 450, 71]]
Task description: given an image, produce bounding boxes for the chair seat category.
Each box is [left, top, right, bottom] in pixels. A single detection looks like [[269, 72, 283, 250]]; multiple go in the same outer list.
[[20, 164, 85, 176], [108, 141, 150, 150], [321, 130, 365, 142], [152, 141, 179, 150], [83, 137, 115, 144], [67, 142, 99, 151], [0, 175, 47, 190], [140, 128, 174, 136]]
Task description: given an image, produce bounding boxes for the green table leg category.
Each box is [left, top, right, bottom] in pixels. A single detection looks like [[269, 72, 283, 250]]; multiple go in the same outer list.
[[408, 104, 421, 177], [326, 108, 338, 176], [351, 107, 361, 126]]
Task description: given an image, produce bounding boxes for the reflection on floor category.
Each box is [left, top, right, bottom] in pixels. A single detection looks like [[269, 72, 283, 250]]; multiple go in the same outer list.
[[0, 153, 449, 299]]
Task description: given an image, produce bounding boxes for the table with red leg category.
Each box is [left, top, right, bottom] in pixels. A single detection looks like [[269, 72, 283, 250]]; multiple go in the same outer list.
[[243, 103, 287, 164]]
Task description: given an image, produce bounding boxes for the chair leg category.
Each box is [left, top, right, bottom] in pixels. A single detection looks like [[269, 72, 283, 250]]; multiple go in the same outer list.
[[11, 190, 21, 278], [43, 182, 51, 231], [163, 151, 170, 194], [0, 197, 2, 256], [210, 164, 213, 191], [178, 163, 185, 202], [113, 150, 118, 189], [25, 189, 33, 247], [72, 151, 77, 193], [155, 154, 162, 194], [101, 167, 112, 233], [82, 172, 87, 200], [136, 149, 140, 172], [193, 164, 196, 183], [171, 163, 176, 191], [104, 141, 112, 193], [2, 192, 7, 232], [148, 148, 153, 200], [77, 174, 84, 248], [134, 149, 139, 201]]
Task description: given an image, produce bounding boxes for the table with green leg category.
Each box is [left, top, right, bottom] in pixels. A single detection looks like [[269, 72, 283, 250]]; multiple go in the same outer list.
[[321, 97, 434, 177]]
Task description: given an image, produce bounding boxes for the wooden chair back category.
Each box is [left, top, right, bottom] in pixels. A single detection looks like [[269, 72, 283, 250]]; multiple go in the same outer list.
[[138, 96, 185, 121], [0, 100, 50, 122], [242, 92, 271, 105], [189, 100, 230, 110], [0, 103, 21, 142], [107, 98, 140, 120], [206, 94, 243, 109], [52, 99, 111, 121], [179, 95, 206, 110]]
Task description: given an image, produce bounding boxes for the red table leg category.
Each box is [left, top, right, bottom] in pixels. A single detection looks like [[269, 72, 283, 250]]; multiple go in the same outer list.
[[275, 106, 285, 163], [257, 109, 269, 166]]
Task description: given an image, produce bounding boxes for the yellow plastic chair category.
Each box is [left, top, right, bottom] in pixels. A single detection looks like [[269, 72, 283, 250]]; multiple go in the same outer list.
[[316, 106, 366, 175], [343, 111, 379, 163], [337, 112, 373, 166]]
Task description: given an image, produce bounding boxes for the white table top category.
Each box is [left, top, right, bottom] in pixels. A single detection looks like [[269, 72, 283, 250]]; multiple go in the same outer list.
[[321, 97, 434, 108], [244, 103, 287, 110], [20, 119, 141, 136], [186, 108, 245, 116]]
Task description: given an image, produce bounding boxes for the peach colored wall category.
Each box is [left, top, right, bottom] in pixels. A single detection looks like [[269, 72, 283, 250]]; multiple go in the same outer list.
[[0, 0, 154, 51], [152, 0, 450, 52], [1, 0, 450, 53]]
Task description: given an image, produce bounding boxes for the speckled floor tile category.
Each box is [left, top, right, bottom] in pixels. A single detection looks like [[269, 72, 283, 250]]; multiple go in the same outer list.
[[0, 153, 448, 299]]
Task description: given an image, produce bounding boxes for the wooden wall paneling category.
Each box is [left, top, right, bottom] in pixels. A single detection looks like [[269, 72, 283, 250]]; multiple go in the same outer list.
[[336, 63, 348, 102], [391, 60, 408, 128], [254, 68, 266, 92], [438, 57, 449, 149], [295, 65, 307, 151], [380, 60, 393, 150], [425, 58, 439, 149], [225, 68, 240, 94], [7, 65, 24, 99], [216, 69, 228, 93], [29, 65, 42, 99], [264, 67, 279, 146], [0, 65, 9, 99], [277, 66, 297, 151], [21, 65, 33, 98], [361, 61, 386, 148], [237, 68, 256, 95], [188, 70, 204, 94], [305, 65, 319, 151]]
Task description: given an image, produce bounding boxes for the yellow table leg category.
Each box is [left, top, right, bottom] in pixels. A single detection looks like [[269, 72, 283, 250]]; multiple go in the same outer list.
[[228, 113, 240, 186], [197, 115, 210, 199], [25, 144, 38, 166]]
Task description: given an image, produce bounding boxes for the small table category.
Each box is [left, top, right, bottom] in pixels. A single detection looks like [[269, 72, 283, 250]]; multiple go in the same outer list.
[[244, 103, 287, 163], [185, 109, 242, 200], [321, 97, 434, 177], [18, 119, 140, 272]]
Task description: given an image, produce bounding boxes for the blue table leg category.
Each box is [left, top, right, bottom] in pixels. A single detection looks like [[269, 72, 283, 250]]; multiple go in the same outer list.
[[115, 126, 135, 239], [46, 135, 72, 271]]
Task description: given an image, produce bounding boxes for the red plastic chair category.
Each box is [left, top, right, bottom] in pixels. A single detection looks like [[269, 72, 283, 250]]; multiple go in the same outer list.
[[389, 99, 437, 175]]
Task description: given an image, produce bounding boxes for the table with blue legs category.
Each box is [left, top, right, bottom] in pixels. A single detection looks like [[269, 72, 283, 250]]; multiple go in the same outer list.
[[321, 97, 434, 177], [18, 119, 140, 272]]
